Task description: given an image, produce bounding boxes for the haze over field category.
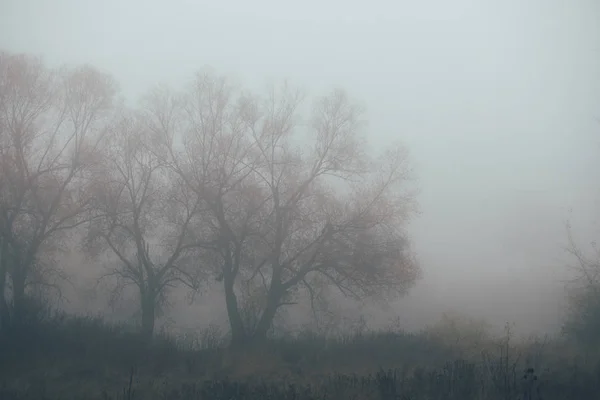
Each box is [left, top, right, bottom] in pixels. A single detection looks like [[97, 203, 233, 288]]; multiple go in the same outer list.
[[1, 0, 599, 336]]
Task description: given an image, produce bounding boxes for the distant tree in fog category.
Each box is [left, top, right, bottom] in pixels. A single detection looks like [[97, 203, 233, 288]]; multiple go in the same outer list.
[[425, 311, 492, 356], [0, 51, 421, 343], [0, 51, 117, 329], [84, 109, 205, 338], [562, 220, 600, 347], [144, 71, 421, 346]]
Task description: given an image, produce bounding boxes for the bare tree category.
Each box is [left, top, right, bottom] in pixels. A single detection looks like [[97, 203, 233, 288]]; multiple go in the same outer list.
[[146, 71, 421, 346], [562, 218, 600, 345], [0, 213, 8, 330], [0, 51, 116, 327], [84, 110, 205, 338], [565, 217, 600, 285]]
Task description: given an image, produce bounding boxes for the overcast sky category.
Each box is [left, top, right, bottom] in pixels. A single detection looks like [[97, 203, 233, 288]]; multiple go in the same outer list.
[[2, 0, 599, 335]]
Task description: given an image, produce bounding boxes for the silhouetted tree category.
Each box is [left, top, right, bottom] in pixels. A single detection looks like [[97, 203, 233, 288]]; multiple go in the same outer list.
[[562, 220, 600, 347], [84, 109, 205, 338], [0, 51, 116, 328], [145, 71, 421, 346]]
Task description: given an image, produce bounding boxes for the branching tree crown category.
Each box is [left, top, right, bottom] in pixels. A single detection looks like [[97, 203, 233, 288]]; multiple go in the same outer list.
[[0, 51, 117, 325], [84, 109, 206, 337], [144, 70, 421, 344]]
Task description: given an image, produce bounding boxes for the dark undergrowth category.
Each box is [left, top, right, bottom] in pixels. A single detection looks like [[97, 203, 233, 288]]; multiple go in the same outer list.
[[0, 311, 598, 400]]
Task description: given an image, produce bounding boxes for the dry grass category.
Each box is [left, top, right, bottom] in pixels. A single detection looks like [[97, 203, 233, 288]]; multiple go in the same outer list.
[[1, 313, 599, 399]]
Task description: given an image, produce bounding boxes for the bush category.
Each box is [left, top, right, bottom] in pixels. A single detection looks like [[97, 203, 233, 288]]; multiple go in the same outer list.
[[424, 311, 492, 358]]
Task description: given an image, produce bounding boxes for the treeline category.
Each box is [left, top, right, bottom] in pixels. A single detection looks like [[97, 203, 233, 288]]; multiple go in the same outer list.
[[0, 51, 421, 345], [2, 50, 600, 351]]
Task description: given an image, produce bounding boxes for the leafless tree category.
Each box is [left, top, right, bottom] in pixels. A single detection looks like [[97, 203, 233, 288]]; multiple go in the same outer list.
[[84, 109, 206, 338], [0, 51, 116, 328], [562, 217, 600, 345], [146, 70, 421, 346], [565, 220, 600, 288]]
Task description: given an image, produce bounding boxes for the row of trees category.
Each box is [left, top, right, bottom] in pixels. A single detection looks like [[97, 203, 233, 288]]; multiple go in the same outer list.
[[0, 51, 421, 345]]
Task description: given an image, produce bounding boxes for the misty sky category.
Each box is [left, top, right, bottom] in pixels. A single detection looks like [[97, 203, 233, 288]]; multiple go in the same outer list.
[[2, 0, 599, 335]]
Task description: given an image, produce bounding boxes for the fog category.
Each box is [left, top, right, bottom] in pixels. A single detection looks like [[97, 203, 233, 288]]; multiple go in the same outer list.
[[2, 0, 599, 337]]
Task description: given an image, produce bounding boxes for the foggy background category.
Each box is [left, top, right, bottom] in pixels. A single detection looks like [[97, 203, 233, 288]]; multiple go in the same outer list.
[[1, 0, 599, 337]]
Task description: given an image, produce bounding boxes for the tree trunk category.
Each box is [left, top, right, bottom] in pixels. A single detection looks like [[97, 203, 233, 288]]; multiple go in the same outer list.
[[223, 270, 247, 347], [140, 290, 156, 339], [10, 267, 26, 328], [0, 240, 9, 333], [0, 273, 7, 333], [252, 289, 281, 343]]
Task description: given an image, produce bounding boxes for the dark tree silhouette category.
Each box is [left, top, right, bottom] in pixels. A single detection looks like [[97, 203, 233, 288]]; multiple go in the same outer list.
[[84, 110, 204, 338], [145, 71, 421, 346], [562, 220, 600, 347], [0, 51, 116, 328]]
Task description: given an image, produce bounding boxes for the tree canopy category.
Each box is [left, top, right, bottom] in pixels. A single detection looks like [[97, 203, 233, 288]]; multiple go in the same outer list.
[[0, 51, 421, 342]]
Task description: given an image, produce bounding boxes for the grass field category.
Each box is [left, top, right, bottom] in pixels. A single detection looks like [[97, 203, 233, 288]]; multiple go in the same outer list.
[[0, 313, 598, 400]]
